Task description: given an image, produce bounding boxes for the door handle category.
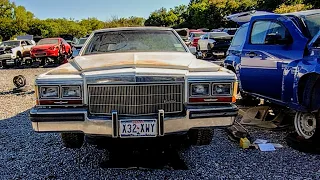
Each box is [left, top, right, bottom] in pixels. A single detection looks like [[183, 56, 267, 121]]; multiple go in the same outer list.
[[246, 52, 258, 58]]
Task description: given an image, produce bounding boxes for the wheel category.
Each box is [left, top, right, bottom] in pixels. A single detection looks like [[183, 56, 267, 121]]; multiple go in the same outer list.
[[13, 75, 26, 88], [294, 110, 320, 139], [25, 59, 32, 66], [61, 133, 84, 148], [2, 60, 9, 69], [15, 51, 23, 67], [188, 128, 214, 146]]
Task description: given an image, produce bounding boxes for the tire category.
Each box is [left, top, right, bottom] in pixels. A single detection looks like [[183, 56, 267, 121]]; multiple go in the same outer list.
[[25, 59, 32, 66], [61, 133, 84, 148], [286, 132, 320, 154], [2, 60, 9, 69], [16, 51, 23, 67], [188, 128, 214, 146], [13, 75, 26, 88]]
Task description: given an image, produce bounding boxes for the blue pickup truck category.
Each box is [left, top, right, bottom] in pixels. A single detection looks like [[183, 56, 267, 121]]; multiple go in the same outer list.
[[224, 10, 320, 139]]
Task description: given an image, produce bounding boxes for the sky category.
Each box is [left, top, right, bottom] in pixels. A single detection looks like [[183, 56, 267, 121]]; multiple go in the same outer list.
[[11, 0, 190, 20]]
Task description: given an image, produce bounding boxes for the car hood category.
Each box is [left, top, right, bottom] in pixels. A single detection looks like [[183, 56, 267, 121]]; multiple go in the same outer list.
[[47, 52, 222, 75]]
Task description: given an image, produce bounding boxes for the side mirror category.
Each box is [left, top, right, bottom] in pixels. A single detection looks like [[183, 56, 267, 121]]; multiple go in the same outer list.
[[265, 33, 291, 45], [189, 46, 196, 54]]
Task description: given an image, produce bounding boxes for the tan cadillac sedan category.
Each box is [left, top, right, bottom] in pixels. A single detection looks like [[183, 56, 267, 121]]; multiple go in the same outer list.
[[30, 27, 238, 149]]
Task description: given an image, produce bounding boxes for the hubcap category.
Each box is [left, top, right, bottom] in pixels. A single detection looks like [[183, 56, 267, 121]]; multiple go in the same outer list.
[[294, 112, 317, 139]]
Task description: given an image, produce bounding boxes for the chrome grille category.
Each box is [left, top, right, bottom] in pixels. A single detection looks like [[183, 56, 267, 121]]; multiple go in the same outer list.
[[88, 83, 184, 115]]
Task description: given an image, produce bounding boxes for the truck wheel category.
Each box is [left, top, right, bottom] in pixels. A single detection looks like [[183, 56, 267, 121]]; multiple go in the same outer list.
[[294, 111, 319, 139], [188, 128, 214, 146], [61, 133, 84, 148]]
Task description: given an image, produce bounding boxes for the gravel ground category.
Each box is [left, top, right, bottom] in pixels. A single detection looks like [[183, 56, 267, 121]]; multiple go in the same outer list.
[[0, 68, 320, 179]]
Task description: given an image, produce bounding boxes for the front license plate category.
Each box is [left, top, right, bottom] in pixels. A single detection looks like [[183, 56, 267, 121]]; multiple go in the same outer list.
[[119, 119, 157, 138]]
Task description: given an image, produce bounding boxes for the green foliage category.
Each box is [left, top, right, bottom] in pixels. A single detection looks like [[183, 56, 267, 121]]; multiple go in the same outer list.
[[0, 0, 145, 40], [274, 3, 312, 14], [0, 0, 318, 40]]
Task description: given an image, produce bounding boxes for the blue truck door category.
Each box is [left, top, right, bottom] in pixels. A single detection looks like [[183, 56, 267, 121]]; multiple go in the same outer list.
[[239, 15, 308, 100]]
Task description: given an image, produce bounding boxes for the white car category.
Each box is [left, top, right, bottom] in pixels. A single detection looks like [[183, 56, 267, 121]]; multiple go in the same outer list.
[[29, 27, 238, 149], [197, 32, 233, 57], [0, 40, 35, 68]]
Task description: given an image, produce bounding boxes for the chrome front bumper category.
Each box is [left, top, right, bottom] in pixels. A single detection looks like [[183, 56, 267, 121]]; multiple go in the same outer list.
[[30, 104, 238, 136]]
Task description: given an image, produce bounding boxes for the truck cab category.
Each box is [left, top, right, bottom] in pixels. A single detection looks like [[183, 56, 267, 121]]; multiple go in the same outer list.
[[224, 10, 320, 139]]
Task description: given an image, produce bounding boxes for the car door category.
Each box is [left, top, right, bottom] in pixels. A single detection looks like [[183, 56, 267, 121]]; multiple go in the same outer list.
[[239, 15, 308, 100]]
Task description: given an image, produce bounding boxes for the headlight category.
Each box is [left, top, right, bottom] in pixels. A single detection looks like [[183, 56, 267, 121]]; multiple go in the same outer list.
[[62, 86, 81, 98], [40, 86, 59, 98], [191, 83, 210, 96], [212, 84, 231, 95]]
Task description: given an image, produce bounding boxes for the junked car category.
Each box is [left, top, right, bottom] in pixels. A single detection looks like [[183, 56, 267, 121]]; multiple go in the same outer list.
[[196, 32, 234, 58], [30, 27, 238, 149], [30, 38, 72, 65], [224, 10, 320, 140], [0, 40, 35, 68]]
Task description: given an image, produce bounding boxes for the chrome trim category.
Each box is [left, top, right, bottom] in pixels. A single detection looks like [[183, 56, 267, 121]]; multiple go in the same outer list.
[[88, 83, 184, 115], [187, 82, 234, 104], [36, 84, 84, 106], [85, 75, 185, 84]]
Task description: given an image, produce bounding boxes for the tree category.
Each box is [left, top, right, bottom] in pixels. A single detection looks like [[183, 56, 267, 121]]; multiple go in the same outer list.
[[274, 3, 312, 13]]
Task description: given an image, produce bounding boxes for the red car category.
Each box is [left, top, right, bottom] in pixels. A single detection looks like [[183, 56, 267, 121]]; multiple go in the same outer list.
[[30, 38, 72, 64]]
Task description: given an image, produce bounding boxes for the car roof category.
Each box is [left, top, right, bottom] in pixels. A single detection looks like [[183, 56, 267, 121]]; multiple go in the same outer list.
[[94, 27, 173, 33], [284, 9, 320, 17]]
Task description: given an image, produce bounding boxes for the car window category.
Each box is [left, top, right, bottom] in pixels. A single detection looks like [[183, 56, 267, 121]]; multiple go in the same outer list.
[[231, 24, 248, 46], [304, 13, 320, 38], [84, 30, 187, 55], [38, 39, 59, 45], [25, 41, 32, 45], [202, 34, 208, 39], [251, 21, 291, 45], [21, 41, 27, 46]]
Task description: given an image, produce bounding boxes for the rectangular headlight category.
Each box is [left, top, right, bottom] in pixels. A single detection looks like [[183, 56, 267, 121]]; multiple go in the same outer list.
[[190, 83, 210, 96], [40, 86, 59, 98], [212, 83, 231, 95], [62, 86, 81, 98]]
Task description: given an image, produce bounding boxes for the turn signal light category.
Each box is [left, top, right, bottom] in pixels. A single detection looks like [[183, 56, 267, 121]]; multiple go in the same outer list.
[[232, 82, 238, 103]]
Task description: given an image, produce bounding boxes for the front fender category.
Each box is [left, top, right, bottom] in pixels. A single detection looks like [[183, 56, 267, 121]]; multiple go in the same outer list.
[[282, 57, 320, 105]]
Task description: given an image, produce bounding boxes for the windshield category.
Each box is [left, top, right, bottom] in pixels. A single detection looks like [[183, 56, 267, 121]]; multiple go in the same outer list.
[[0, 41, 20, 47], [84, 30, 186, 55], [304, 14, 320, 38], [78, 38, 87, 45], [209, 32, 229, 38], [37, 39, 59, 45]]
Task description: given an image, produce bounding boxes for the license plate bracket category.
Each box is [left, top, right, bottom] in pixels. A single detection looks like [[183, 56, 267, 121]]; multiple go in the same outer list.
[[119, 119, 158, 138]]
